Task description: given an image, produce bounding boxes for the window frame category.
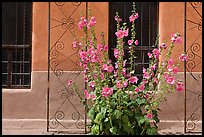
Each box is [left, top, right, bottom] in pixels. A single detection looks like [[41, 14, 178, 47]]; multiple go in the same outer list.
[[2, 2, 32, 89], [108, 2, 159, 81]]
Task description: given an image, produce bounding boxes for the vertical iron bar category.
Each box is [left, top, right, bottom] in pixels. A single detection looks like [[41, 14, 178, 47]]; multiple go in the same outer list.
[[184, 2, 187, 133], [15, 2, 18, 87], [22, 2, 26, 86], [47, 1, 50, 132], [85, 2, 88, 134], [140, 2, 143, 78]]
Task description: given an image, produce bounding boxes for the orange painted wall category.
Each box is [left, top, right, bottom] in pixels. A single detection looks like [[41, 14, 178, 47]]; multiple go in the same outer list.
[[159, 2, 202, 72], [32, 2, 108, 71]]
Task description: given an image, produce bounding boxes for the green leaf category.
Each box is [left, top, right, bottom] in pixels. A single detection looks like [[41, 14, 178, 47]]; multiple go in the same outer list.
[[145, 105, 150, 110], [110, 126, 117, 135], [136, 98, 146, 105], [122, 115, 129, 124], [91, 124, 100, 135], [101, 107, 107, 117], [124, 109, 134, 117], [88, 108, 95, 121], [94, 113, 104, 124], [138, 117, 145, 125], [114, 110, 122, 119], [146, 127, 158, 135]]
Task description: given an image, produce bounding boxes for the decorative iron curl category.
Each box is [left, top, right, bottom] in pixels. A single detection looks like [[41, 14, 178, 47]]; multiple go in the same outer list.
[[61, 18, 75, 30], [198, 94, 202, 101], [76, 120, 85, 129], [51, 49, 59, 59], [72, 112, 80, 121], [55, 2, 65, 6], [55, 111, 65, 121], [187, 113, 200, 131], [56, 41, 64, 50], [186, 60, 195, 71], [61, 18, 67, 29], [68, 18, 75, 29], [198, 20, 202, 31], [186, 121, 195, 131], [50, 58, 59, 68], [72, 2, 81, 6], [187, 52, 195, 61], [49, 119, 59, 129], [71, 68, 81, 76], [191, 43, 200, 53], [54, 69, 64, 76], [190, 2, 201, 8], [60, 89, 68, 100]]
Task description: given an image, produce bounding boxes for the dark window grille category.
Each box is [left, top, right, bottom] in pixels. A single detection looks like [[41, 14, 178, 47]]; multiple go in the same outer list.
[[109, 2, 159, 82], [2, 2, 32, 89]]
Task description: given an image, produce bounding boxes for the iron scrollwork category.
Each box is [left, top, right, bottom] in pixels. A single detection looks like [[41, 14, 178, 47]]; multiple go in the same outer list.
[[185, 2, 202, 133], [48, 2, 86, 133]]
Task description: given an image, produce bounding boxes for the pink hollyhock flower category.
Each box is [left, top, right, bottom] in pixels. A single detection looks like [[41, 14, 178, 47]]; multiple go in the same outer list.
[[171, 32, 182, 44], [122, 68, 126, 77], [153, 78, 158, 83], [116, 80, 122, 89], [78, 16, 87, 29], [123, 29, 129, 37], [89, 81, 95, 88], [107, 65, 114, 72], [179, 53, 188, 61], [143, 67, 146, 73], [135, 87, 139, 93], [143, 72, 150, 79], [128, 40, 133, 45], [114, 16, 122, 22], [97, 44, 103, 50], [152, 48, 160, 58], [123, 60, 127, 67], [167, 64, 173, 72], [84, 89, 90, 99], [102, 86, 113, 97], [123, 81, 128, 88], [115, 30, 125, 38], [104, 45, 108, 51], [139, 84, 145, 91], [165, 75, 175, 85], [129, 76, 139, 84], [114, 48, 119, 59], [67, 80, 73, 86], [129, 14, 139, 22], [160, 42, 167, 49], [144, 93, 149, 99], [134, 40, 139, 45], [90, 94, 96, 100], [147, 52, 152, 58], [168, 58, 173, 66], [176, 81, 184, 92], [146, 113, 153, 119], [114, 62, 118, 69], [172, 66, 179, 74], [83, 76, 88, 82], [150, 64, 157, 71], [101, 73, 105, 80], [103, 64, 108, 71], [72, 41, 77, 49]]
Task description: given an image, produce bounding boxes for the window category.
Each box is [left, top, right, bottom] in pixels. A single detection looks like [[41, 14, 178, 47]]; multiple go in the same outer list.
[[109, 2, 159, 82], [2, 2, 32, 88]]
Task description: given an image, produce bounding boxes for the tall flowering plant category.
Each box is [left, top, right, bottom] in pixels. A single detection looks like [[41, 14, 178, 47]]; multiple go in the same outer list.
[[69, 3, 187, 135]]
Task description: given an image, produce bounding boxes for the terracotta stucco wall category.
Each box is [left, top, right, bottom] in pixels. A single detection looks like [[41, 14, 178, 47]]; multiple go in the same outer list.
[[159, 2, 202, 72]]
